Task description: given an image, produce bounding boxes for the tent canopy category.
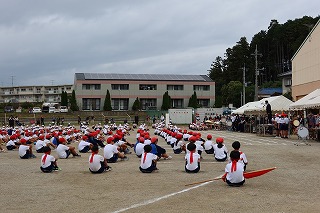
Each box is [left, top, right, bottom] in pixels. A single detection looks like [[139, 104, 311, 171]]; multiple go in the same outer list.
[[289, 88, 320, 110], [233, 95, 293, 115]]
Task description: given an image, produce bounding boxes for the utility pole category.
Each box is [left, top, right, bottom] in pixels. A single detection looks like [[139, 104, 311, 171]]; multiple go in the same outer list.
[[242, 63, 246, 105], [10, 76, 15, 87], [252, 45, 262, 101]]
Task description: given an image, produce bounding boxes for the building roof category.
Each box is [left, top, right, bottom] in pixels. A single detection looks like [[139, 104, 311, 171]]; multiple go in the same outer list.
[[291, 18, 320, 61], [259, 88, 282, 95], [75, 73, 213, 82]]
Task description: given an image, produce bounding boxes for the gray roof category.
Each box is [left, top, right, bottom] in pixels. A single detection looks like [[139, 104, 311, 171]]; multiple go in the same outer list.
[[75, 73, 213, 82]]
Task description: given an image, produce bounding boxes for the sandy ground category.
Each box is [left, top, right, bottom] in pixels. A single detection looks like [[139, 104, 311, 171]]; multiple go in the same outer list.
[[1, 130, 320, 213]]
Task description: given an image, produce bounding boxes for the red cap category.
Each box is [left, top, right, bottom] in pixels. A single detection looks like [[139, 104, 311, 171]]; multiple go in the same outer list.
[[216, 137, 224, 143], [46, 134, 51, 139], [59, 137, 66, 143], [189, 136, 196, 142], [20, 138, 27, 144], [82, 135, 88, 140], [107, 137, 114, 144], [139, 137, 145, 143], [176, 134, 182, 140], [207, 134, 212, 140], [39, 135, 44, 140], [151, 137, 158, 143]]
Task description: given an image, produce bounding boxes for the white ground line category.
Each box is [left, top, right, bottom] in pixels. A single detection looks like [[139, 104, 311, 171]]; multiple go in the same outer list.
[[111, 181, 212, 213]]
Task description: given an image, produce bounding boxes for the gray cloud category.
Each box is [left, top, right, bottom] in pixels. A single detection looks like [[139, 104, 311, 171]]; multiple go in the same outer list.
[[0, 0, 318, 86]]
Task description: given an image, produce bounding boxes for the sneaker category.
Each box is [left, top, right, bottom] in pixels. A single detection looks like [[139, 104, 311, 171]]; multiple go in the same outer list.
[[53, 167, 61, 171], [164, 156, 172, 160], [105, 166, 112, 172], [73, 154, 81, 157], [121, 156, 129, 161]]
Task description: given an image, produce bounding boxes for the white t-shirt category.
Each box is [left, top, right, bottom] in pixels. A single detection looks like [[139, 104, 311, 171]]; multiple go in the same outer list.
[[135, 143, 145, 156], [225, 161, 244, 183], [78, 140, 91, 151], [18, 145, 30, 157], [195, 140, 204, 152], [56, 144, 69, 158], [144, 139, 151, 145], [88, 154, 104, 172], [213, 144, 228, 159], [35, 140, 46, 150], [204, 140, 213, 150], [140, 152, 158, 169], [185, 152, 200, 171], [103, 144, 118, 159], [41, 154, 56, 168], [6, 140, 15, 147]]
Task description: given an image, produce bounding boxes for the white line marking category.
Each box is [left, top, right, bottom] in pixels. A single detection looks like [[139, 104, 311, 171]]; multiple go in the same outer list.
[[111, 181, 212, 213]]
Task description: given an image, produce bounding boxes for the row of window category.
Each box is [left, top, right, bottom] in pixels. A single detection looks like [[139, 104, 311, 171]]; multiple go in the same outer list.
[[82, 84, 210, 91], [82, 98, 210, 110]]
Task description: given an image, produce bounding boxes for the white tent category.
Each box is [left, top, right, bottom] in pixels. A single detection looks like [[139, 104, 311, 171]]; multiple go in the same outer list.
[[238, 95, 293, 115], [289, 88, 320, 110], [232, 101, 257, 114]]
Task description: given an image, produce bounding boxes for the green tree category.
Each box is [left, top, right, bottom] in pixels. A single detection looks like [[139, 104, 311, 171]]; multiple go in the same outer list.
[[161, 91, 171, 110], [132, 97, 141, 111], [221, 81, 243, 107], [103, 90, 112, 111], [60, 91, 68, 106], [188, 91, 199, 108], [69, 90, 79, 111]]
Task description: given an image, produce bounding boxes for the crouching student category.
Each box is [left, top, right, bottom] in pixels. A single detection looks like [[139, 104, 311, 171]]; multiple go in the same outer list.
[[89, 145, 111, 174], [40, 146, 60, 173], [139, 145, 158, 173], [222, 150, 245, 187], [19, 138, 36, 159], [78, 135, 93, 153], [104, 136, 128, 163], [185, 143, 200, 173], [56, 137, 81, 159], [213, 137, 228, 162], [135, 137, 145, 158]]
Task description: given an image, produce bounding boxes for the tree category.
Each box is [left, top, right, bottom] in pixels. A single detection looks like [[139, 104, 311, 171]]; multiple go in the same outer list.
[[221, 81, 243, 107], [103, 90, 112, 111], [132, 97, 141, 111], [188, 91, 199, 108], [60, 91, 68, 106], [161, 91, 171, 110], [69, 90, 79, 111]]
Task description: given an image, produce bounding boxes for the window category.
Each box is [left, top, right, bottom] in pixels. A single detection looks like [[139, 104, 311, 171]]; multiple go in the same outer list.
[[198, 99, 210, 107], [66, 87, 71, 90], [167, 85, 184, 90], [140, 99, 157, 110], [82, 98, 101, 110], [28, 88, 33, 91], [82, 84, 101, 90], [111, 98, 129, 110], [171, 99, 183, 108], [284, 79, 292, 87], [139, 84, 157, 90], [111, 84, 129, 90], [193, 85, 210, 91], [21, 88, 26, 92]]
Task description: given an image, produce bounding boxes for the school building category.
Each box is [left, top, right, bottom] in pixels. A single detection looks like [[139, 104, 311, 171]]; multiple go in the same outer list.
[[74, 73, 215, 111], [292, 18, 320, 101]]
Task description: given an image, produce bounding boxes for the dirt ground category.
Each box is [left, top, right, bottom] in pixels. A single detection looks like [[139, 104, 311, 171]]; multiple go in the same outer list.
[[1, 129, 320, 213]]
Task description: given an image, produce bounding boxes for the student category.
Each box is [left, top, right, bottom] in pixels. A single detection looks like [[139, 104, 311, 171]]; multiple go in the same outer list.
[[135, 137, 145, 158], [150, 136, 172, 160], [103, 136, 128, 163], [78, 135, 93, 153], [56, 137, 81, 159], [222, 150, 245, 187], [89, 145, 111, 174], [173, 134, 185, 154], [231, 141, 248, 171], [19, 138, 36, 159], [139, 145, 158, 173], [185, 143, 200, 173], [213, 137, 228, 162], [204, 134, 214, 154], [40, 146, 60, 173], [36, 135, 56, 153], [6, 134, 19, 150]]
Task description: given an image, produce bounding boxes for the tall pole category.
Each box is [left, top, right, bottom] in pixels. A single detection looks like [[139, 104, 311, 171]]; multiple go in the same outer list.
[[242, 63, 246, 105], [253, 45, 261, 101]]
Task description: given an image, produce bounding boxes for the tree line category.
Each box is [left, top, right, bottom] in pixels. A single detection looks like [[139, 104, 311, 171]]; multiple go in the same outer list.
[[208, 16, 319, 108]]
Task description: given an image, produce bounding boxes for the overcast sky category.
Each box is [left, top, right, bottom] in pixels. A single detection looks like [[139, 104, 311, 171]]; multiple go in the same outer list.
[[0, 0, 318, 87]]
